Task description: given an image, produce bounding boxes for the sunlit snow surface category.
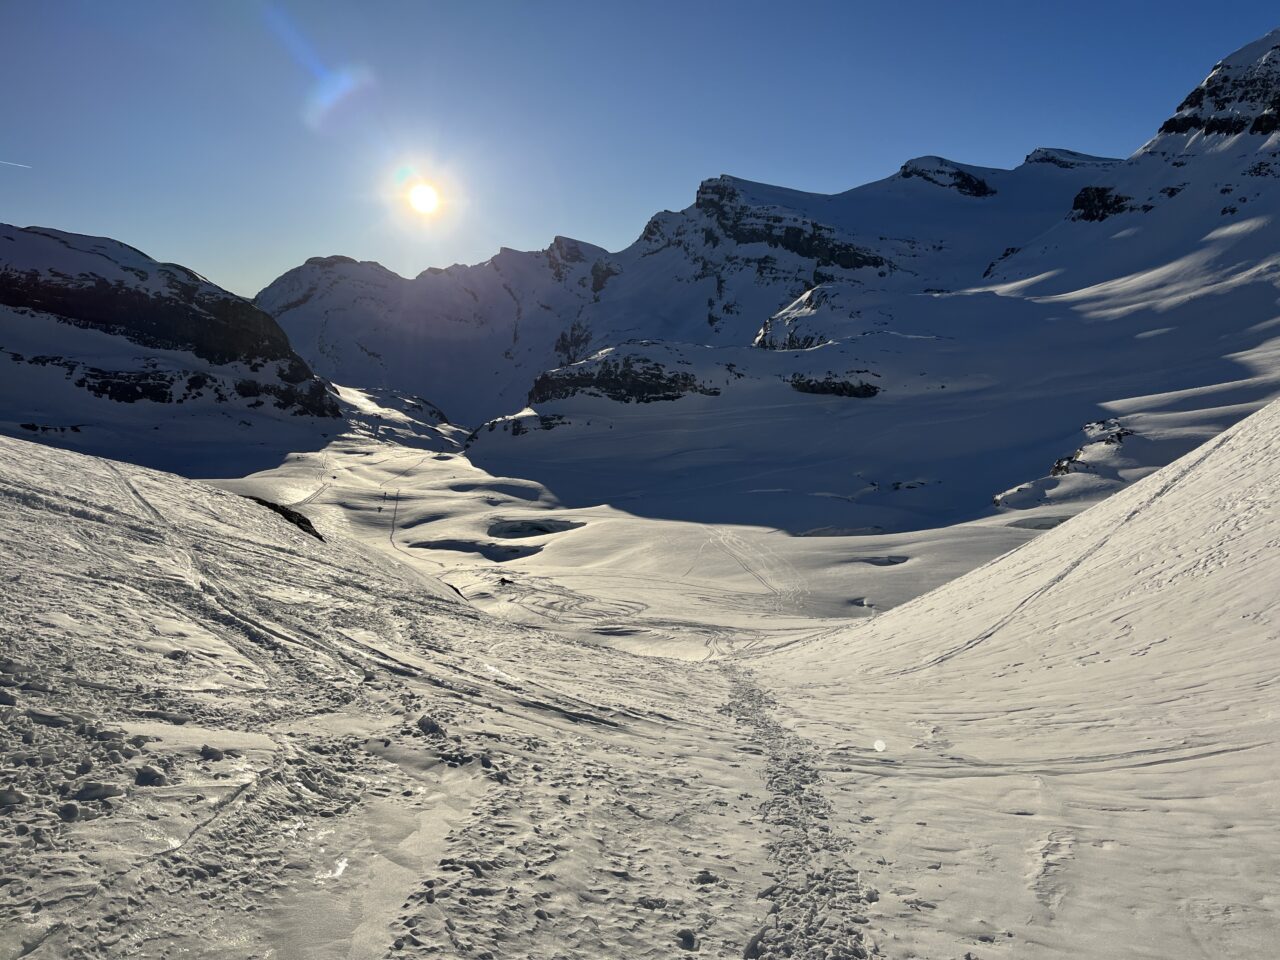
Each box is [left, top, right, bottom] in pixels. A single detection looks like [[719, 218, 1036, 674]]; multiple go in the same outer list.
[[1, 397, 1275, 958]]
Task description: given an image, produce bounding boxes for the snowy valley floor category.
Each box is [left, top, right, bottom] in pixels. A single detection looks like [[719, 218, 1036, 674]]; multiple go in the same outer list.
[[1, 402, 1277, 959]]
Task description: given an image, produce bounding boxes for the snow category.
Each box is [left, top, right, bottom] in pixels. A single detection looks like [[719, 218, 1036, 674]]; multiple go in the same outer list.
[[252, 29, 1280, 572], [256, 147, 1121, 425], [761, 396, 1280, 959], [2, 24, 1280, 960], [2, 392, 1275, 957]]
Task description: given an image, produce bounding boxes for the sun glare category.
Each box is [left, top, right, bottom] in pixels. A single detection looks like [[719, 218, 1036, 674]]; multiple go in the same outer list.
[[408, 182, 440, 215]]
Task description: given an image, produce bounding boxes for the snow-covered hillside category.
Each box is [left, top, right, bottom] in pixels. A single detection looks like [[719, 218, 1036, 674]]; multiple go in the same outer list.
[[0, 225, 344, 474], [762, 396, 1280, 960], [2, 376, 1274, 959], [0, 431, 826, 960]]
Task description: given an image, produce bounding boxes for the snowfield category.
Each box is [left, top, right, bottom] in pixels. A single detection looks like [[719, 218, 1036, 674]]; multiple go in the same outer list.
[[1, 397, 1275, 958], [2, 25, 1279, 960]]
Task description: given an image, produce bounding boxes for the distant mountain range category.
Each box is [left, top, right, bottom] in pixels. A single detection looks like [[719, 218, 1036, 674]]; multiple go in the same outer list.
[[4, 29, 1280, 529]]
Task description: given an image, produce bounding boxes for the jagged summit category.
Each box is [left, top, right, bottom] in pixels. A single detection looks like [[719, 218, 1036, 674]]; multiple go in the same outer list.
[[1152, 26, 1280, 142]]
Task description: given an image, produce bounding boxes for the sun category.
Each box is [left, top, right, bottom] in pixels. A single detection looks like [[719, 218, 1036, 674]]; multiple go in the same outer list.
[[407, 182, 440, 215]]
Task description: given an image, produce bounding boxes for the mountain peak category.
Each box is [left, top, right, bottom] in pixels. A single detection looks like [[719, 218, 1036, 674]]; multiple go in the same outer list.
[[896, 156, 997, 197], [1153, 27, 1280, 141], [1022, 147, 1121, 169]]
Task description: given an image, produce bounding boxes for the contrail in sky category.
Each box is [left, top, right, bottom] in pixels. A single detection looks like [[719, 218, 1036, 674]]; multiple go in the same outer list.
[[0, 160, 32, 168]]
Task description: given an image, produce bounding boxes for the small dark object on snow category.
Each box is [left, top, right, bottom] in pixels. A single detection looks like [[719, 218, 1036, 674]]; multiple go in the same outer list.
[[135, 764, 168, 787], [417, 714, 446, 737]]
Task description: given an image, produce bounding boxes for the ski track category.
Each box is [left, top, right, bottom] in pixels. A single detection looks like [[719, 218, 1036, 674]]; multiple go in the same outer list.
[[721, 667, 882, 960]]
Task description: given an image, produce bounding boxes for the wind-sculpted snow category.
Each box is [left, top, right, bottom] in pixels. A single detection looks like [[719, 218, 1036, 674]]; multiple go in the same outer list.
[[2, 393, 1275, 959], [0, 436, 798, 959], [762, 398, 1280, 959]]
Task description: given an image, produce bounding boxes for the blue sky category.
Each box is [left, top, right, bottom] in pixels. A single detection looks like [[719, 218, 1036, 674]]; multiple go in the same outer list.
[[3, 1, 1277, 296]]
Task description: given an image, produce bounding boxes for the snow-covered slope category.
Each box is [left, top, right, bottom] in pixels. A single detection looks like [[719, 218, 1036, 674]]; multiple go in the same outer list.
[[2, 384, 1274, 959], [254, 30, 1280, 550], [759, 396, 1280, 959], [0, 432, 830, 960], [0, 225, 342, 475], [987, 29, 1280, 297], [462, 30, 1280, 538]]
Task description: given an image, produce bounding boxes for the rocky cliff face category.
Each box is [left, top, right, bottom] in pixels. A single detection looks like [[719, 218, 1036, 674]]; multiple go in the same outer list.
[[0, 225, 340, 474], [1156, 31, 1280, 137], [1, 225, 337, 418]]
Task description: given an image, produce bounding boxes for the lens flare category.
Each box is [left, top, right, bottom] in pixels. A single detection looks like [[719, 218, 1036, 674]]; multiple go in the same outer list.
[[264, 5, 374, 132], [303, 65, 375, 130], [408, 182, 440, 215]]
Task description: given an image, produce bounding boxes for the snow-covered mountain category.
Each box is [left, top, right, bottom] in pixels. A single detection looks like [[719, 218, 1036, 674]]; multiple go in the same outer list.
[[0, 225, 346, 474], [260, 116, 1264, 408], [255, 30, 1280, 540], [464, 32, 1280, 532], [256, 150, 1121, 424]]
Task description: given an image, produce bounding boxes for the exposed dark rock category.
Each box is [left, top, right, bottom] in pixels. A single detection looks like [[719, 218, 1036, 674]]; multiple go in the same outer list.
[[1071, 187, 1133, 222], [1050, 420, 1135, 476], [590, 261, 620, 295], [1157, 40, 1280, 139], [695, 179, 888, 271], [530, 353, 721, 404], [245, 496, 325, 542], [509, 413, 567, 437], [554, 320, 594, 365], [788, 375, 880, 398], [545, 236, 588, 281], [982, 246, 1020, 278], [899, 162, 996, 197]]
